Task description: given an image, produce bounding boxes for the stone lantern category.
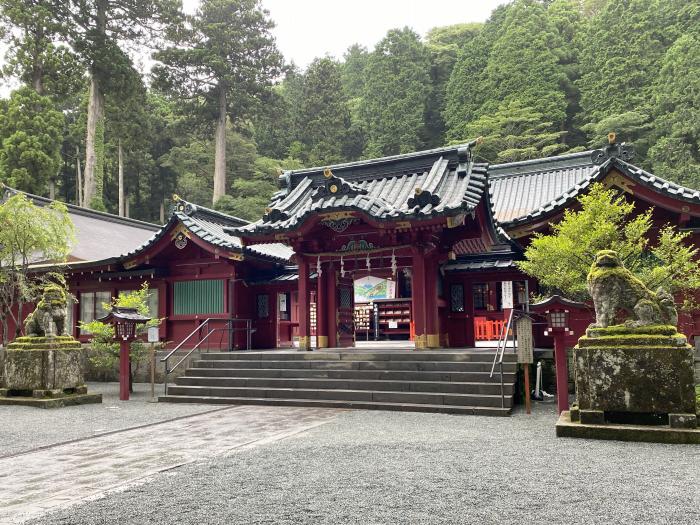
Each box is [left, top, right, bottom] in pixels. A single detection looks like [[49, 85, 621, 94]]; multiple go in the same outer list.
[[98, 306, 151, 401]]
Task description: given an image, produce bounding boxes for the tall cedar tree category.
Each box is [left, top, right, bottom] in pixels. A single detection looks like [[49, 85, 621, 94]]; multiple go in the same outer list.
[[574, 0, 684, 152], [65, 0, 181, 209], [153, 0, 283, 205], [360, 28, 432, 157], [297, 57, 351, 165], [424, 23, 481, 147], [445, 0, 567, 153], [0, 87, 64, 193], [648, 34, 700, 189], [0, 0, 80, 97]]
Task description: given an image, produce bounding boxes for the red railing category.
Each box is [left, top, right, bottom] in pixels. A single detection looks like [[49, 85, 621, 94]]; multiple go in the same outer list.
[[474, 317, 506, 341]]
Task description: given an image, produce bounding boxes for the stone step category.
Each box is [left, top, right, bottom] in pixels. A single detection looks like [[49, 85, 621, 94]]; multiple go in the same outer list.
[[182, 367, 516, 383], [174, 376, 515, 395], [196, 351, 517, 363], [165, 385, 513, 408], [158, 395, 512, 417], [192, 359, 515, 373]]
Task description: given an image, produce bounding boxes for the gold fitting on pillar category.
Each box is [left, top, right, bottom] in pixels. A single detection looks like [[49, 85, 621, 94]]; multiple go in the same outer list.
[[317, 335, 328, 348], [427, 334, 440, 348], [414, 334, 427, 349], [298, 336, 311, 351]]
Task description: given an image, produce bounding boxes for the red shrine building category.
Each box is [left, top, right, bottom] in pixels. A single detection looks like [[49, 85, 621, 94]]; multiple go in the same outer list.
[[3, 139, 700, 351]]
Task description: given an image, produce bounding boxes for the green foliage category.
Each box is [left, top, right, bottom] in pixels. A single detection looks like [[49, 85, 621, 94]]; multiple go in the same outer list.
[[297, 57, 351, 165], [0, 87, 64, 194], [153, 0, 282, 128], [458, 100, 567, 162], [0, 194, 74, 343], [80, 283, 162, 383], [361, 28, 432, 157], [648, 34, 700, 189], [518, 184, 700, 305]]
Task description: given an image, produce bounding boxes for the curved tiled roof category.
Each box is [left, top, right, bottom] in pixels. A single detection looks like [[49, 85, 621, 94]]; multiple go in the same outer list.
[[489, 146, 700, 227], [237, 143, 489, 236]]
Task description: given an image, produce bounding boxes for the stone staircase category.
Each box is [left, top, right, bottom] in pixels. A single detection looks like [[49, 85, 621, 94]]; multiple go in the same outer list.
[[159, 350, 518, 416]]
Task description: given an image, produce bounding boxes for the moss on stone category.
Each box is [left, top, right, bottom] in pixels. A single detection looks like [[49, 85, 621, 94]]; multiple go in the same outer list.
[[586, 324, 678, 337]]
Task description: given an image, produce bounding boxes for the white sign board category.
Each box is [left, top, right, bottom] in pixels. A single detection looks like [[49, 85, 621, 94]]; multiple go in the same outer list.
[[147, 326, 159, 343], [515, 316, 534, 364], [279, 293, 287, 312], [501, 281, 514, 309], [388, 321, 398, 329]]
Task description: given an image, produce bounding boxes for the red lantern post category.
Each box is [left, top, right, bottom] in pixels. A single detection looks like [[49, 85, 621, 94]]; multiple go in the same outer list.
[[98, 307, 151, 401], [531, 296, 586, 414]]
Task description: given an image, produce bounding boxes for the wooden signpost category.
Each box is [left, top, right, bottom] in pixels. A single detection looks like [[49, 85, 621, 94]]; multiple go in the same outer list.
[[515, 315, 534, 414]]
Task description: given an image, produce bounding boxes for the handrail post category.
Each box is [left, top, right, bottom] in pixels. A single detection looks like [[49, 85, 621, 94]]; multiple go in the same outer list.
[[163, 357, 169, 396], [499, 361, 504, 408]]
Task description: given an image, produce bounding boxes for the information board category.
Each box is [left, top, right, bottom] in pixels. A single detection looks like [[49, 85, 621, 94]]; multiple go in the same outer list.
[[501, 281, 514, 309], [515, 316, 533, 364]]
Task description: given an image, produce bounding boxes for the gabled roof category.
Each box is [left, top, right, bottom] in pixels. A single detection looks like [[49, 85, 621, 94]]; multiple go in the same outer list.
[[490, 143, 700, 228], [1, 184, 160, 261], [236, 142, 489, 236], [119, 198, 294, 263]]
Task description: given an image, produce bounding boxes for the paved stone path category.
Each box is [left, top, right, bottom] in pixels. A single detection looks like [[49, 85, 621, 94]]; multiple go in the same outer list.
[[0, 405, 341, 524]]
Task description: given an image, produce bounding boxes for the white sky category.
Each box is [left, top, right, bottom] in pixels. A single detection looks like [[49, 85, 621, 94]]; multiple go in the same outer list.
[[185, 0, 504, 67], [0, 0, 504, 95]]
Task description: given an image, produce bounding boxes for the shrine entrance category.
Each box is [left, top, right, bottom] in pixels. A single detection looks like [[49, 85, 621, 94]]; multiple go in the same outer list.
[[234, 143, 519, 350]]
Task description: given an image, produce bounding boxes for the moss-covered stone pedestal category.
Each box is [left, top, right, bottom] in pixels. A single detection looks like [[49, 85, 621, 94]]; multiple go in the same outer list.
[[556, 325, 699, 444], [0, 336, 102, 408]]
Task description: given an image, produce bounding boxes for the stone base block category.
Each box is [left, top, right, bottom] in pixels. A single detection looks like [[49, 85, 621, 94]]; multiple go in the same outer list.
[[569, 405, 580, 422], [574, 334, 695, 415], [556, 411, 700, 444], [32, 388, 63, 398], [4, 336, 86, 391], [580, 409, 605, 425], [669, 413, 697, 429], [0, 392, 102, 409]]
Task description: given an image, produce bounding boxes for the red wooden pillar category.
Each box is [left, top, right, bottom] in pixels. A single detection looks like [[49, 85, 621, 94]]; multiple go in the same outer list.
[[411, 248, 427, 349], [327, 263, 338, 348], [316, 262, 328, 348], [119, 340, 130, 401], [297, 256, 311, 351], [553, 332, 569, 413], [424, 253, 440, 348]]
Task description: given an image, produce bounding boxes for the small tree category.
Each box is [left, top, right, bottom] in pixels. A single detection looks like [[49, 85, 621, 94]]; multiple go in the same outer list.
[[0, 193, 74, 344], [518, 184, 700, 310], [80, 283, 162, 392]]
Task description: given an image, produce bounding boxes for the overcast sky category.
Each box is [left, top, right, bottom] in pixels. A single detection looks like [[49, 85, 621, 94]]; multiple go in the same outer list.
[[184, 0, 504, 67], [0, 0, 504, 95]]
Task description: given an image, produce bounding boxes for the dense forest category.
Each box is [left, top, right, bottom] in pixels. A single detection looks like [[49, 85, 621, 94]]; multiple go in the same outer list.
[[0, 0, 699, 224]]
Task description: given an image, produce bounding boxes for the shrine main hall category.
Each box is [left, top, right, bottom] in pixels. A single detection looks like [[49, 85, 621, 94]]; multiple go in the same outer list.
[[5, 138, 700, 353]]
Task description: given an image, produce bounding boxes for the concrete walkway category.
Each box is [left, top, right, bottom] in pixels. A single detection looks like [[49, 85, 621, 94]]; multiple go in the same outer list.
[[0, 405, 341, 524]]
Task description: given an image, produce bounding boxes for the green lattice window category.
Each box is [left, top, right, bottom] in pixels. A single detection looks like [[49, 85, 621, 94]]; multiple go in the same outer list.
[[173, 279, 224, 315]]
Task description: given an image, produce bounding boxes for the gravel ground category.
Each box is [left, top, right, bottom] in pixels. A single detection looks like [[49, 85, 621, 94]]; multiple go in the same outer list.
[[26, 402, 700, 525], [0, 382, 213, 457]]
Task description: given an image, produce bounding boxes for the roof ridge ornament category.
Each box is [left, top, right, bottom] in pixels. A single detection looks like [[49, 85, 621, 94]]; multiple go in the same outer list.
[[591, 132, 634, 165], [315, 170, 368, 199]]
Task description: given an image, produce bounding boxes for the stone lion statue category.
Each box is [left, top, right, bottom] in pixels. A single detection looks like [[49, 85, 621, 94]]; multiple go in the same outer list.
[[24, 283, 68, 337], [587, 250, 678, 328]]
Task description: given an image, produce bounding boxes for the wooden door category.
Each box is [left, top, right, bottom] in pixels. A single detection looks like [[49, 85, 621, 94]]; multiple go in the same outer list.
[[337, 276, 355, 347]]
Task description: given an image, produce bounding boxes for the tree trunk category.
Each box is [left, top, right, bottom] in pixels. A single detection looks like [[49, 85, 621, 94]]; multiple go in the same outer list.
[[48, 180, 55, 200], [118, 139, 125, 216], [76, 145, 83, 206], [212, 88, 227, 204], [84, 75, 105, 209], [83, 0, 107, 209], [159, 200, 165, 224]]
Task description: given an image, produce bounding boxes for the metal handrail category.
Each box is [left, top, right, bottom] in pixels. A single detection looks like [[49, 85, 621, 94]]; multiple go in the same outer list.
[[160, 318, 255, 396], [490, 308, 516, 409]]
